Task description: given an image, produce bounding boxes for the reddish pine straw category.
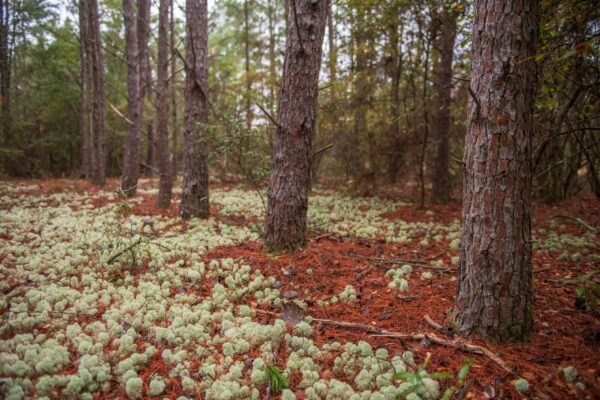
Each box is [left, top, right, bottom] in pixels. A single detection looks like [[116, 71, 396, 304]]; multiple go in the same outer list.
[[205, 234, 599, 400], [2, 180, 599, 399]]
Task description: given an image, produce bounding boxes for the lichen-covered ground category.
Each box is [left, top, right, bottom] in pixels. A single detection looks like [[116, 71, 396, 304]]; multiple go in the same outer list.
[[1, 178, 599, 399]]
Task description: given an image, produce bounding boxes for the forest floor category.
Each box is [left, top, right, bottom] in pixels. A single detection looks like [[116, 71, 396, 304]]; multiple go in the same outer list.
[[0, 178, 599, 400]]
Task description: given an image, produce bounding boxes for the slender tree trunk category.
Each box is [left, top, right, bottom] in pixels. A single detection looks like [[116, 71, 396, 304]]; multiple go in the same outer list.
[[417, 12, 435, 209], [0, 0, 11, 146], [146, 123, 156, 173], [180, 0, 209, 219], [387, 5, 403, 184], [452, 0, 539, 342], [89, 0, 106, 185], [263, 0, 328, 251], [170, 2, 178, 180], [431, 5, 458, 204], [137, 0, 151, 176], [79, 0, 91, 178], [121, 0, 142, 194], [352, 7, 368, 180], [156, 0, 172, 208], [267, 0, 276, 113], [244, 0, 252, 130]]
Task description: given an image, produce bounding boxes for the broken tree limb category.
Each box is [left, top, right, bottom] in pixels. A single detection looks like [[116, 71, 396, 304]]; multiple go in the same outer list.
[[349, 253, 455, 273], [313, 143, 334, 158], [552, 214, 598, 233], [255, 309, 513, 375]]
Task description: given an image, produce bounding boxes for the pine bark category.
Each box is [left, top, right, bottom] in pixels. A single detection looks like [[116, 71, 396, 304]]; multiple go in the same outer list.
[[78, 0, 91, 178], [387, 5, 403, 184], [170, 3, 178, 179], [121, 0, 142, 194], [263, 0, 328, 251], [180, 0, 209, 219], [89, 0, 106, 185], [453, 0, 539, 342], [431, 5, 458, 204], [0, 0, 11, 145], [243, 0, 252, 130], [156, 0, 172, 208], [137, 0, 151, 176]]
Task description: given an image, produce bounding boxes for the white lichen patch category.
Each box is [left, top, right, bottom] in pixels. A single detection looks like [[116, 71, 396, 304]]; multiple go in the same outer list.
[[0, 184, 451, 399]]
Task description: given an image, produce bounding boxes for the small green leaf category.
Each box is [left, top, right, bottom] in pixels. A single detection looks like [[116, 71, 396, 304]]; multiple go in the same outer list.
[[428, 372, 453, 380], [458, 364, 471, 384]]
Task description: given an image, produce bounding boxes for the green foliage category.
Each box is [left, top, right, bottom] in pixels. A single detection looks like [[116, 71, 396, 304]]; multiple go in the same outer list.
[[563, 270, 600, 313], [438, 358, 474, 400], [265, 364, 289, 394]]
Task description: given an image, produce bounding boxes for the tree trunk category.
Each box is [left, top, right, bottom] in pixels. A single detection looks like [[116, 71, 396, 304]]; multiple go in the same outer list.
[[387, 4, 403, 184], [243, 0, 252, 130], [431, 5, 458, 204], [0, 0, 11, 146], [170, 2, 178, 180], [89, 0, 106, 185], [78, 0, 91, 178], [263, 0, 327, 251], [137, 0, 151, 176], [452, 0, 539, 342], [180, 0, 209, 219], [351, 6, 368, 180], [156, 0, 172, 208], [121, 0, 142, 194]]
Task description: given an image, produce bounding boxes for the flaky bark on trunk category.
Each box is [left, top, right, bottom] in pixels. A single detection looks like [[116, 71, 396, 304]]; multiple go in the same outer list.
[[243, 0, 252, 130], [263, 0, 327, 251], [431, 4, 458, 204], [180, 0, 209, 219], [0, 0, 11, 146], [89, 0, 106, 185], [121, 0, 142, 194], [79, 0, 91, 178], [387, 4, 403, 184], [452, 0, 539, 342], [137, 0, 151, 176], [170, 2, 178, 180], [156, 0, 172, 208]]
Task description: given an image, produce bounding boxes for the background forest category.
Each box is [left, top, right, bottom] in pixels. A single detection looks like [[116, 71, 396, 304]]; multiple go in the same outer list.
[[1, 0, 598, 204]]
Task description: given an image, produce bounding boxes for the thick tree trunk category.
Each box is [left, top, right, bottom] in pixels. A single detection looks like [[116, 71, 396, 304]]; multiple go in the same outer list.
[[431, 5, 458, 204], [121, 0, 142, 194], [78, 0, 91, 178], [263, 0, 327, 251], [180, 0, 209, 219], [156, 0, 172, 208], [89, 0, 106, 185], [452, 0, 539, 342]]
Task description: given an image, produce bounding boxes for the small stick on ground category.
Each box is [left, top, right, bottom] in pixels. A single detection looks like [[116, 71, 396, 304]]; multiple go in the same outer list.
[[424, 314, 445, 331]]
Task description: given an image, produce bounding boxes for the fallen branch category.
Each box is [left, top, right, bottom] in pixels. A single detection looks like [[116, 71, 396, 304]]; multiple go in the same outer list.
[[552, 214, 598, 233], [350, 253, 455, 273], [424, 314, 445, 331], [315, 315, 513, 375]]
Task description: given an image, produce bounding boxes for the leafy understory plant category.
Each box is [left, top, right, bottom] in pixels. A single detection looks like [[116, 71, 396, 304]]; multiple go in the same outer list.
[[563, 270, 599, 313], [265, 364, 289, 394]]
